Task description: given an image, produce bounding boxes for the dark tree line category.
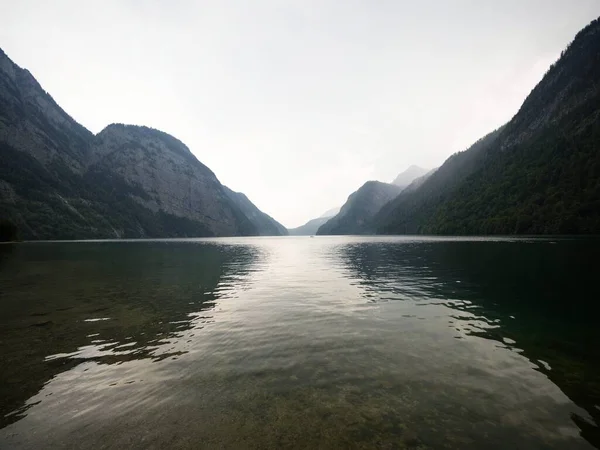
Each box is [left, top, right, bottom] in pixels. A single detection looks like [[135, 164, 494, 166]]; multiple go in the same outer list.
[[0, 220, 17, 242]]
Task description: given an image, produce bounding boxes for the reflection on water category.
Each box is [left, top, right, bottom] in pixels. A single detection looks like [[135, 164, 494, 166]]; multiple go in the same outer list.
[[336, 238, 600, 448], [0, 237, 599, 449], [0, 241, 263, 428]]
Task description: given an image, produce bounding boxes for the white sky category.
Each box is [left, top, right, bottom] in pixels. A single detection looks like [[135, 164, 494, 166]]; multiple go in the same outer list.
[[2, 1, 599, 228]]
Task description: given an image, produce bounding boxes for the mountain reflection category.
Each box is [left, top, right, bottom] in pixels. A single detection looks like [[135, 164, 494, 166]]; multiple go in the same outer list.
[[334, 238, 600, 448], [0, 241, 262, 428], [2, 237, 600, 449]]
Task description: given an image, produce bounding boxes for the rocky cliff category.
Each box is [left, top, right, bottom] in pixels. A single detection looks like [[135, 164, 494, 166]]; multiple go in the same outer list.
[[0, 48, 92, 172], [0, 48, 284, 239]]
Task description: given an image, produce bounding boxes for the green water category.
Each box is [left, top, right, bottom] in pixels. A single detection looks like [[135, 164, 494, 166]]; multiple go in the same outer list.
[[0, 236, 599, 449]]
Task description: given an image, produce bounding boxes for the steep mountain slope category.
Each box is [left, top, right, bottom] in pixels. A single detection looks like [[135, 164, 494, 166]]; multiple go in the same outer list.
[[391, 165, 428, 188], [87, 124, 257, 237], [374, 128, 503, 234], [223, 187, 288, 236], [0, 48, 283, 239], [376, 17, 600, 235], [317, 181, 402, 235], [309, 166, 430, 236], [0, 49, 93, 172], [401, 168, 437, 194]]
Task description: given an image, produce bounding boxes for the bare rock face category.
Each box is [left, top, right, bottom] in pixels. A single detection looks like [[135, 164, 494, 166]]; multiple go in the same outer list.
[[0, 48, 284, 239], [91, 124, 254, 237], [0, 49, 92, 172]]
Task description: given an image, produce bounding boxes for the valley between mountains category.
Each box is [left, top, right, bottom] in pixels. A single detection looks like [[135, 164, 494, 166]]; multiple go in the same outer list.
[[1, 17, 599, 240]]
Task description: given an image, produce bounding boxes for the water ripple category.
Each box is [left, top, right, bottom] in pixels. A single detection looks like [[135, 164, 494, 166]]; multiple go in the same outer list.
[[0, 237, 598, 449]]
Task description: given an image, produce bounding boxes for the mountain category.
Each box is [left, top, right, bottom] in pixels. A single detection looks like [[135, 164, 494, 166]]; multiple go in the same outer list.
[[375, 17, 600, 235], [223, 187, 288, 236], [88, 124, 256, 237], [374, 129, 503, 234], [317, 181, 403, 235], [288, 217, 331, 236], [391, 165, 428, 188], [320, 206, 341, 218], [0, 48, 285, 239], [299, 167, 427, 237], [400, 168, 438, 194], [288, 206, 341, 235]]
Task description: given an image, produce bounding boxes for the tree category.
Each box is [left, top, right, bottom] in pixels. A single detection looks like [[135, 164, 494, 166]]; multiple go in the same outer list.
[[0, 220, 18, 242]]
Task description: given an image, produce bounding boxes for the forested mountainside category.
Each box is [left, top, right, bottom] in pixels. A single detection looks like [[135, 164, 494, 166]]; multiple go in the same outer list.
[[2, 17, 598, 240], [317, 181, 402, 235], [314, 166, 427, 236], [374, 129, 503, 234], [0, 48, 284, 240], [375, 17, 600, 235]]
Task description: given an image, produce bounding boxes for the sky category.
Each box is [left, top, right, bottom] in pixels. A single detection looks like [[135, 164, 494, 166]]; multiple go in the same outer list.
[[1, 1, 599, 228]]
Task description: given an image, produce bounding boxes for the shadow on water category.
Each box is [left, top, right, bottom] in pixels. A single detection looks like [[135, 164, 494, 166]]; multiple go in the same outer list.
[[2, 237, 600, 449], [335, 238, 600, 448], [0, 241, 261, 428]]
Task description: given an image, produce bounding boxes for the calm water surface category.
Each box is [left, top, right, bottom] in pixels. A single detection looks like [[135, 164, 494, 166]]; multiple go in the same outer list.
[[0, 236, 599, 449]]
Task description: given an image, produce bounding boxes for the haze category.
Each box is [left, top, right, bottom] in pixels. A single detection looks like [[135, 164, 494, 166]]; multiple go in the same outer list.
[[2, 1, 599, 227]]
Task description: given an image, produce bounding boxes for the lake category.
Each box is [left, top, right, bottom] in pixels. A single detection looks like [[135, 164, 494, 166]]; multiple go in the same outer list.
[[0, 236, 599, 449]]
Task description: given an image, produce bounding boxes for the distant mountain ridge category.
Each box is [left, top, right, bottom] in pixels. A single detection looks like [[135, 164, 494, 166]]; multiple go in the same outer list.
[[320, 207, 341, 218], [375, 17, 600, 235], [2, 16, 599, 240], [391, 165, 428, 188], [288, 217, 331, 236], [314, 165, 430, 236], [317, 17, 600, 237], [224, 187, 287, 236], [0, 48, 285, 239], [317, 181, 403, 235], [288, 206, 341, 235]]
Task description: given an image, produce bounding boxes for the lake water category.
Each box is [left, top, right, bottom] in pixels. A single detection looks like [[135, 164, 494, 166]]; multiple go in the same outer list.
[[0, 236, 599, 449]]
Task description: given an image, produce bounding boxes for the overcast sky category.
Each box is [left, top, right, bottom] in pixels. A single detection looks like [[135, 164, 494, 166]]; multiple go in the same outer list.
[[2, 1, 599, 227]]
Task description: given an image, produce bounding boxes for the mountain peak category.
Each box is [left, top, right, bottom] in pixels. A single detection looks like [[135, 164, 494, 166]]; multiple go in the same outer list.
[[392, 165, 428, 187], [0, 47, 286, 239], [376, 16, 600, 236], [95, 123, 202, 167], [99, 123, 182, 143], [317, 181, 402, 235]]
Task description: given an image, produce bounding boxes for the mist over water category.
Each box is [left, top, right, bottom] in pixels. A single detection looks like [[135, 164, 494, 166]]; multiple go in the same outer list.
[[0, 237, 599, 449]]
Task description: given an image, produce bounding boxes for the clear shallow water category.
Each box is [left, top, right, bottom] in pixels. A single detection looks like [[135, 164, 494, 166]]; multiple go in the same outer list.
[[0, 236, 599, 449]]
